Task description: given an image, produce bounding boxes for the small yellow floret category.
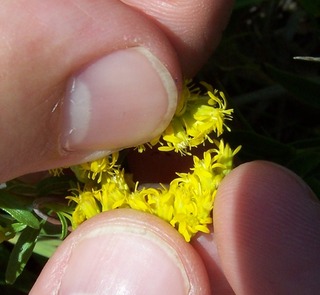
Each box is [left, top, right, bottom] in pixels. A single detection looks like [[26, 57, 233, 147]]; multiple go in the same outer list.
[[140, 80, 234, 155]]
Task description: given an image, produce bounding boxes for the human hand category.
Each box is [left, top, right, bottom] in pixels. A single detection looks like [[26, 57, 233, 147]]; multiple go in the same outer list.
[[2, 0, 231, 292], [30, 161, 320, 294], [0, 0, 232, 182], [5, 1, 319, 294]]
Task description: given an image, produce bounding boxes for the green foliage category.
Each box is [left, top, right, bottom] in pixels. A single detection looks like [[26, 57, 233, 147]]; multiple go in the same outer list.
[[200, 0, 320, 197], [0, 191, 40, 230], [264, 63, 320, 108], [5, 226, 42, 284], [0, 175, 74, 291]]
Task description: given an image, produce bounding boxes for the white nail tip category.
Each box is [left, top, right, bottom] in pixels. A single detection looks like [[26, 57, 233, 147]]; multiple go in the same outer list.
[[135, 48, 178, 137]]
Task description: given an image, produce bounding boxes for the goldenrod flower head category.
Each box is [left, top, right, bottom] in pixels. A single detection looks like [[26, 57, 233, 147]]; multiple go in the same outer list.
[[71, 152, 119, 183], [67, 143, 240, 241], [140, 80, 234, 155], [63, 80, 241, 242], [67, 190, 101, 228]]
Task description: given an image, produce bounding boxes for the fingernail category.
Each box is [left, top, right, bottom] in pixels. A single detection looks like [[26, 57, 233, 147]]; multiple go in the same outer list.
[[62, 47, 178, 153], [58, 222, 190, 294]]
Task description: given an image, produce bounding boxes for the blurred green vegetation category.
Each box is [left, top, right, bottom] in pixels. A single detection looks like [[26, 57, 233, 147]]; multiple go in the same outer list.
[[1, 0, 319, 293], [198, 0, 320, 197]]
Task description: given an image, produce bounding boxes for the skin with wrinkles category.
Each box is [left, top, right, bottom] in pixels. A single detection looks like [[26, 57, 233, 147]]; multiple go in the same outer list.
[[0, 0, 231, 181], [121, 0, 233, 75]]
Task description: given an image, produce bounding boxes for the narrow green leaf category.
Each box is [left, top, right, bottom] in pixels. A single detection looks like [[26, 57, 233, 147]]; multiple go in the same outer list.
[[287, 150, 320, 177], [5, 226, 41, 284], [4, 179, 37, 196], [0, 223, 28, 243], [1, 242, 37, 293], [11, 223, 27, 233], [56, 212, 69, 240], [263, 64, 320, 108], [0, 191, 40, 229], [290, 138, 320, 150], [1, 208, 39, 230], [36, 174, 75, 196]]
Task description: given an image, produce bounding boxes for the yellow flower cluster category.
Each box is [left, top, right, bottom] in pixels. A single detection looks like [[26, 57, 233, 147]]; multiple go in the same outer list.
[[66, 81, 240, 242], [138, 80, 233, 155]]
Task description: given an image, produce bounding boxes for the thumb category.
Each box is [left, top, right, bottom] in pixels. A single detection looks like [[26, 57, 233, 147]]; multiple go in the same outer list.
[[30, 209, 210, 294], [0, 1, 179, 182]]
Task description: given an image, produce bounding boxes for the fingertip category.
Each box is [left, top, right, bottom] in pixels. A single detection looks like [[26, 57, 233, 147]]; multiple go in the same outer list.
[[31, 209, 210, 294], [191, 231, 235, 294], [0, 1, 182, 182], [121, 0, 235, 76], [214, 161, 320, 294]]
